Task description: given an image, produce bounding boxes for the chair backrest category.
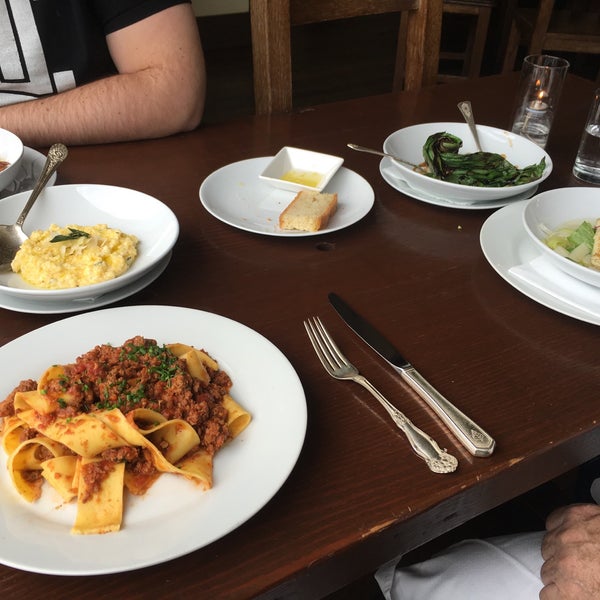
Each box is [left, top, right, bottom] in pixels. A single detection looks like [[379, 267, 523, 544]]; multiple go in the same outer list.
[[502, 0, 600, 74], [250, 0, 443, 115], [530, 0, 600, 53]]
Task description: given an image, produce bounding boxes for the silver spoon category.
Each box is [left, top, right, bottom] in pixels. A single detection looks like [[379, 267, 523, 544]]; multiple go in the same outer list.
[[347, 143, 427, 173], [457, 101, 483, 152], [0, 143, 68, 271]]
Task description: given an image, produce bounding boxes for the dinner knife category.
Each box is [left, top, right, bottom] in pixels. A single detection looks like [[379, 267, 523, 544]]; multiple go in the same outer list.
[[328, 293, 495, 457]]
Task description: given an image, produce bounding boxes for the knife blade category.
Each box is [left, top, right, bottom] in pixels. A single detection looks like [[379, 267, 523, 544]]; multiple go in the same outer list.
[[329, 293, 495, 457]]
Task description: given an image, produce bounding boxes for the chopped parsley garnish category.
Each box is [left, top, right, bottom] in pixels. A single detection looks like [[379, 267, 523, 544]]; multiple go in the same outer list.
[[84, 341, 184, 410], [119, 341, 183, 383]]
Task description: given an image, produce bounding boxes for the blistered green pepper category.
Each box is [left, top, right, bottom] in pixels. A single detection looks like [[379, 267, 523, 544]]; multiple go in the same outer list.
[[422, 132, 545, 187]]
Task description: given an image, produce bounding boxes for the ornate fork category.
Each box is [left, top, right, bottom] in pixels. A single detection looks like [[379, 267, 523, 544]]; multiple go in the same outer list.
[[304, 316, 458, 474]]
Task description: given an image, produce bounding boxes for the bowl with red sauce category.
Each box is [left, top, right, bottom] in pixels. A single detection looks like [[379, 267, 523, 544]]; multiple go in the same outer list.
[[0, 128, 24, 192]]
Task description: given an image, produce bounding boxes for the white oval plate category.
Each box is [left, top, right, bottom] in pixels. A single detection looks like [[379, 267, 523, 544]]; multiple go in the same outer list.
[[0, 305, 307, 575], [0, 184, 179, 301], [200, 157, 374, 236]]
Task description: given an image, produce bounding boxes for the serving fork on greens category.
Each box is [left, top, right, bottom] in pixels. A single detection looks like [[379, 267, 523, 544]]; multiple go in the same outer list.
[[304, 316, 458, 474]]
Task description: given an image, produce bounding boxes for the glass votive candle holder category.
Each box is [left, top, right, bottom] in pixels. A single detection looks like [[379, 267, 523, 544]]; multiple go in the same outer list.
[[510, 54, 570, 148], [573, 88, 600, 184]]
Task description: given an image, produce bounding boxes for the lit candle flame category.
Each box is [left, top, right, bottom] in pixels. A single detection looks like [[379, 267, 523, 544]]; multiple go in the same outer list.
[[530, 88, 548, 111]]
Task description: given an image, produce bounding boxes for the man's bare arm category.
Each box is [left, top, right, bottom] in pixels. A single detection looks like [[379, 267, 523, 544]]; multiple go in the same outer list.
[[0, 3, 205, 147]]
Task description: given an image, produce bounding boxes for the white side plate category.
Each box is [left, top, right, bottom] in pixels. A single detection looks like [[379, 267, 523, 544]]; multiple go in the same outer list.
[[200, 157, 374, 236]]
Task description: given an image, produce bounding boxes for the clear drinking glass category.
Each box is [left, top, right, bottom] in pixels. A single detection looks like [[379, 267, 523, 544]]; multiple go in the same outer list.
[[573, 88, 600, 184], [511, 55, 570, 148]]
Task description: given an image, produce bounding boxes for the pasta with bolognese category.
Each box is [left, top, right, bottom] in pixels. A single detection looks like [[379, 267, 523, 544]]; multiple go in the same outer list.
[[0, 336, 251, 535]]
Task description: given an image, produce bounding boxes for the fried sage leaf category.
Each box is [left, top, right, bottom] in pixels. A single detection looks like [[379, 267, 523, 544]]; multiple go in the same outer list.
[[422, 132, 546, 187], [50, 228, 91, 243]]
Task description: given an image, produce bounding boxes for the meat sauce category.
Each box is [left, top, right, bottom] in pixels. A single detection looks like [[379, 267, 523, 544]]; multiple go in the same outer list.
[[1, 336, 233, 498]]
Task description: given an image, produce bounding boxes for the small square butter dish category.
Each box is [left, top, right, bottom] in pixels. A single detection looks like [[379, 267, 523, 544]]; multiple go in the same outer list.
[[259, 146, 344, 193]]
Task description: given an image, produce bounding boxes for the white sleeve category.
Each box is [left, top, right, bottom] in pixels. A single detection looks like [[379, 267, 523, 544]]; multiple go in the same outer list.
[[375, 531, 545, 600]]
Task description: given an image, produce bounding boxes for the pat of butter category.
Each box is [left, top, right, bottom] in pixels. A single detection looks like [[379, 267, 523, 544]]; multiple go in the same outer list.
[[280, 169, 323, 188]]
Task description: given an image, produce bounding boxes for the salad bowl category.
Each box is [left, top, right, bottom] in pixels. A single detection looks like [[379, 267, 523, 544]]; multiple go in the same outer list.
[[522, 187, 600, 288]]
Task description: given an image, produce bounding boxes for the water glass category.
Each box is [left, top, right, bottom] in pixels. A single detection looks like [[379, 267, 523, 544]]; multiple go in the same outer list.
[[573, 88, 600, 184], [511, 55, 570, 148]]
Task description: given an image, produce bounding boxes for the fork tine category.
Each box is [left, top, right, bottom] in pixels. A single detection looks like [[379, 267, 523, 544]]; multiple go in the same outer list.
[[311, 316, 349, 370], [304, 318, 336, 375], [305, 316, 348, 372]]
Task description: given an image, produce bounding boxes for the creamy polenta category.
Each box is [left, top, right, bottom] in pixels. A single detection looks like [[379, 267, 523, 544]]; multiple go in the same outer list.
[[11, 224, 138, 289]]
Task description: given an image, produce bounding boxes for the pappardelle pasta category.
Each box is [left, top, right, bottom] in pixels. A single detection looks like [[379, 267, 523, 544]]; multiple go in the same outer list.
[[0, 336, 251, 535]]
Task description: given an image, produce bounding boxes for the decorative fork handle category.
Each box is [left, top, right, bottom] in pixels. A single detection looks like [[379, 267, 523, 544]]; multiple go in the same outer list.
[[398, 366, 495, 457], [355, 374, 458, 474]]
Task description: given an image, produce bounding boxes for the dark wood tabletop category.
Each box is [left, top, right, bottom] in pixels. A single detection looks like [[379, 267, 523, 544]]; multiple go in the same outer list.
[[1, 73, 599, 600]]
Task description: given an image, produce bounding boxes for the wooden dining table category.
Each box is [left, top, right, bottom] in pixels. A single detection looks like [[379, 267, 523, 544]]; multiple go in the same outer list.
[[1, 72, 599, 599]]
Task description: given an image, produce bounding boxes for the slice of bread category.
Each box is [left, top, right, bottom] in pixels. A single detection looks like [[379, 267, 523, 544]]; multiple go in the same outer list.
[[279, 190, 338, 232]]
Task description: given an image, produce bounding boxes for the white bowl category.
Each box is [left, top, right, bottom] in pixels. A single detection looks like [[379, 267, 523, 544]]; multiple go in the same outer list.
[[383, 122, 552, 203], [0, 184, 179, 301], [259, 146, 343, 193], [0, 128, 24, 191], [523, 187, 600, 288]]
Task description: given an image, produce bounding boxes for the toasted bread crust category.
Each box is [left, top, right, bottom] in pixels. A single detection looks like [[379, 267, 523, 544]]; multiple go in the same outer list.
[[279, 190, 338, 232]]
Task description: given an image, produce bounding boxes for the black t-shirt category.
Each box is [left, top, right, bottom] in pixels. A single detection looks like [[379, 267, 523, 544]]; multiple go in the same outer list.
[[0, 0, 189, 106]]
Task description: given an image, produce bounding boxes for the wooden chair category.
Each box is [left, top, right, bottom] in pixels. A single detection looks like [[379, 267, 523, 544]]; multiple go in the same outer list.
[[249, 0, 443, 115], [501, 0, 600, 77], [438, 0, 497, 81]]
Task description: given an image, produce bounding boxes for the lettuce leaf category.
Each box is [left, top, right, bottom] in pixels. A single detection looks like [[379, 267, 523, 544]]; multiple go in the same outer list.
[[566, 221, 594, 252]]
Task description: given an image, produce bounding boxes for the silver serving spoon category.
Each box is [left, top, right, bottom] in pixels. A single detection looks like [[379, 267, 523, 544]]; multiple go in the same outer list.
[[347, 143, 427, 173], [0, 143, 68, 271], [457, 101, 483, 152]]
